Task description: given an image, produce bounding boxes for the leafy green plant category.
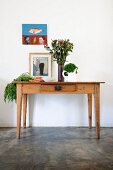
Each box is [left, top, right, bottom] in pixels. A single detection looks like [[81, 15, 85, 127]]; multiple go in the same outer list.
[[44, 39, 73, 65], [63, 63, 78, 76], [4, 73, 33, 102]]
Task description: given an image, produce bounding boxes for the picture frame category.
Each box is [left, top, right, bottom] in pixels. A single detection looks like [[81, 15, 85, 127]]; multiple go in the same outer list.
[[29, 53, 51, 80], [22, 24, 47, 45]]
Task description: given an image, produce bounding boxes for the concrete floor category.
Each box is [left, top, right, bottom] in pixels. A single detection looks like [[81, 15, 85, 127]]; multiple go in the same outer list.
[[0, 127, 113, 170]]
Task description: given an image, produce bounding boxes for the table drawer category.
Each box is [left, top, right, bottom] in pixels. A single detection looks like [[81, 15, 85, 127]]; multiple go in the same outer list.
[[76, 84, 95, 93], [22, 84, 40, 94], [40, 84, 76, 93]]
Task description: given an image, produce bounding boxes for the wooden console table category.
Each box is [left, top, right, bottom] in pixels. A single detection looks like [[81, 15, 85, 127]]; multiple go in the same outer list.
[[16, 81, 104, 139]]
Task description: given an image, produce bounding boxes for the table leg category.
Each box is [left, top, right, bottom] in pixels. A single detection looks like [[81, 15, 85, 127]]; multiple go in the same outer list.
[[88, 94, 92, 129], [17, 84, 22, 139], [94, 84, 100, 139], [23, 94, 27, 128]]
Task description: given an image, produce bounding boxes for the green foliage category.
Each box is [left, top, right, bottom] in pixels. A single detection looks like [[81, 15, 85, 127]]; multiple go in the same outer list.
[[4, 83, 16, 102], [44, 39, 73, 65], [64, 63, 78, 74], [14, 73, 33, 81], [4, 73, 33, 102]]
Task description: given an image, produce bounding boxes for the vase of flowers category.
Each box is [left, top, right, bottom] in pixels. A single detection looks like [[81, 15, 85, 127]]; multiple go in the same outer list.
[[44, 39, 74, 82]]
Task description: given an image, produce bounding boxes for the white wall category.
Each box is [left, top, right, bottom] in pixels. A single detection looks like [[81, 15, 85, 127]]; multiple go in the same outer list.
[[0, 0, 113, 127]]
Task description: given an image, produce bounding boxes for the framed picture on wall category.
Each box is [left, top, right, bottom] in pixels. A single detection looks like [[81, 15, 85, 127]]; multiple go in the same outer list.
[[22, 24, 47, 45], [29, 53, 51, 80]]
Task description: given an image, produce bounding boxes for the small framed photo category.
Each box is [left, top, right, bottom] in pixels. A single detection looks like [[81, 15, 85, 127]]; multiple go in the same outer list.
[[29, 53, 51, 80]]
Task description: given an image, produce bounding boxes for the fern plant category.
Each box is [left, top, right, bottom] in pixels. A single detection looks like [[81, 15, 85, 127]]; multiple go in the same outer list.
[[4, 73, 33, 102]]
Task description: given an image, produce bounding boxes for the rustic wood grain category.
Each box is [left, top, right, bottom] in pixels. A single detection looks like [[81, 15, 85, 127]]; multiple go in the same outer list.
[[16, 84, 22, 139], [23, 94, 27, 128], [88, 94, 92, 129]]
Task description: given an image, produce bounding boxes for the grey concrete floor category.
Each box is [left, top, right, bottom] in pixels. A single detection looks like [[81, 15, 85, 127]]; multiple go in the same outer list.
[[0, 127, 113, 170]]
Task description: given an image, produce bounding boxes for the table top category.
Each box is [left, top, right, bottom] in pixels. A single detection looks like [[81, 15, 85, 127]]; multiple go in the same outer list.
[[15, 81, 105, 84]]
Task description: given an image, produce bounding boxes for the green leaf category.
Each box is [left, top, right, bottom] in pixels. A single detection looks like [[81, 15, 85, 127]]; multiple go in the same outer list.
[[33, 37, 37, 44], [64, 63, 78, 73], [4, 73, 33, 102], [44, 39, 74, 65]]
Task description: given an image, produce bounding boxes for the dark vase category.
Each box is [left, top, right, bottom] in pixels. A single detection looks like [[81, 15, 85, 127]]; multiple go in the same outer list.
[[58, 64, 64, 82]]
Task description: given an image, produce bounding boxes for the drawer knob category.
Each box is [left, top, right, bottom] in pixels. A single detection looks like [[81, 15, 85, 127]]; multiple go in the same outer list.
[[54, 85, 62, 91]]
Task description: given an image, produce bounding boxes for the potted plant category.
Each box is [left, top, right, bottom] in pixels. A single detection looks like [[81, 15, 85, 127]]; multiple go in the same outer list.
[[4, 73, 33, 102], [63, 63, 78, 82], [44, 39, 73, 82]]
